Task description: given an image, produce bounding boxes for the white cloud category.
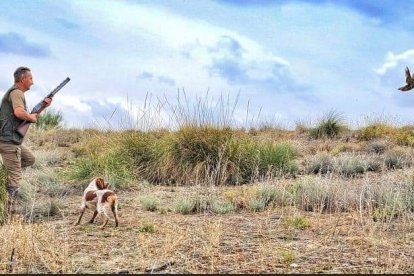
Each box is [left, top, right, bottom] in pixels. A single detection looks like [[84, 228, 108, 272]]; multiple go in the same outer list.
[[375, 50, 414, 75]]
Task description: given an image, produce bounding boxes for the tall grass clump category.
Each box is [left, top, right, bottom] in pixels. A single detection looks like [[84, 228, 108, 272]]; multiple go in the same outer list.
[[309, 111, 347, 139], [118, 130, 166, 184], [62, 131, 134, 188], [35, 109, 63, 131], [289, 176, 355, 213], [248, 183, 288, 210], [232, 139, 297, 183], [140, 196, 160, 212], [163, 125, 235, 185]]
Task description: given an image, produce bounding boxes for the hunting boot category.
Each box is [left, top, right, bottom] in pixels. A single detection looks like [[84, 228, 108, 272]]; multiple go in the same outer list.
[[6, 186, 18, 216]]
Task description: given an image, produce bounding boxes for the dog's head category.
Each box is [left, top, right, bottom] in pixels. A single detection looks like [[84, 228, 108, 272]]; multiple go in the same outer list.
[[95, 177, 109, 190]]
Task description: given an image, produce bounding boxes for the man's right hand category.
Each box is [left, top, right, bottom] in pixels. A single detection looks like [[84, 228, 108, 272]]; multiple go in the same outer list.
[[29, 113, 38, 123]]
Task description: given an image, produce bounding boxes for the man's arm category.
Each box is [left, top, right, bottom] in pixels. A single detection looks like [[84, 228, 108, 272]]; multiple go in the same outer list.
[[14, 107, 38, 123], [13, 97, 52, 123]]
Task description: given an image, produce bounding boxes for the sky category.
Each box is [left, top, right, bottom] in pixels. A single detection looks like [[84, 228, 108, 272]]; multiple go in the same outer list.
[[1, 0, 414, 130]]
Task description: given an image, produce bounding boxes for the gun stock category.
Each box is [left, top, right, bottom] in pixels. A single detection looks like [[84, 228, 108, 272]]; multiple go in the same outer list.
[[16, 122, 30, 137], [16, 77, 70, 137]]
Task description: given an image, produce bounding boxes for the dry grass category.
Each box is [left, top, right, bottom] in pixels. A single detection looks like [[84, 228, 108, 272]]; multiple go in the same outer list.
[[3, 188, 414, 274], [3, 124, 414, 273]]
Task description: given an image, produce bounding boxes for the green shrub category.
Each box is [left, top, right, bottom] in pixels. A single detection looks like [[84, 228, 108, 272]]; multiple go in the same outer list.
[[233, 139, 297, 183], [334, 155, 381, 177], [64, 126, 297, 186], [384, 151, 410, 170], [254, 184, 285, 207], [369, 140, 387, 154], [140, 196, 160, 212], [392, 126, 414, 146], [35, 109, 63, 130], [290, 176, 336, 212], [305, 153, 333, 174], [248, 198, 267, 212], [309, 111, 347, 139], [211, 200, 236, 214], [164, 126, 234, 185], [137, 223, 156, 233], [174, 198, 197, 215], [357, 123, 395, 141], [62, 132, 134, 187], [282, 215, 310, 230]]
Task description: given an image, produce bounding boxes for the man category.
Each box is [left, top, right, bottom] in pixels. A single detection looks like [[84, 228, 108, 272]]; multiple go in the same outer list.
[[0, 66, 52, 214]]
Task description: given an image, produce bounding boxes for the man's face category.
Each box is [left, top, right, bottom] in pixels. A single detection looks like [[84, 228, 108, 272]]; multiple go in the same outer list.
[[21, 72, 33, 91]]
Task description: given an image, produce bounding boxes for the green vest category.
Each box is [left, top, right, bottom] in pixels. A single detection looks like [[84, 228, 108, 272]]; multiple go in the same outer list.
[[0, 86, 27, 145]]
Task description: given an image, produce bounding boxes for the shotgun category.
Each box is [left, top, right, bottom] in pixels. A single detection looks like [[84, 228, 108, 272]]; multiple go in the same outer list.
[[16, 77, 70, 137]]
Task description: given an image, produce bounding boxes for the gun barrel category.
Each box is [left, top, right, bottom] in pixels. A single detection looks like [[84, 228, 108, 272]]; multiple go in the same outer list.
[[47, 77, 71, 98]]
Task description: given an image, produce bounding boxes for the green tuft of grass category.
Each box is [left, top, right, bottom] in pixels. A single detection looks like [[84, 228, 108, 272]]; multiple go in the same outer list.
[[282, 215, 310, 230], [174, 198, 197, 215], [140, 196, 160, 212], [211, 200, 236, 214], [309, 111, 347, 139], [35, 109, 63, 131], [137, 223, 156, 233]]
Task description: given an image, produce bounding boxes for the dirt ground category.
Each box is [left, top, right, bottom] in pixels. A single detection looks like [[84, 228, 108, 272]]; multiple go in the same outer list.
[[38, 185, 414, 274]]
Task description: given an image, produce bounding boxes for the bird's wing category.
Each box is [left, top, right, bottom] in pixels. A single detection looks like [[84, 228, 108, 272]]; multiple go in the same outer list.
[[406, 67, 412, 82]]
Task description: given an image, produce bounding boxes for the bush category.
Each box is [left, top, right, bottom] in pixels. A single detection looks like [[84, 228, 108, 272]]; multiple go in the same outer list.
[[233, 139, 297, 183], [309, 111, 347, 139], [35, 109, 63, 130], [357, 123, 395, 141], [140, 196, 160, 212], [62, 132, 134, 187], [282, 216, 310, 230], [64, 126, 297, 186], [211, 200, 236, 214], [392, 126, 414, 147], [174, 198, 198, 215], [384, 151, 410, 170], [305, 153, 333, 174]]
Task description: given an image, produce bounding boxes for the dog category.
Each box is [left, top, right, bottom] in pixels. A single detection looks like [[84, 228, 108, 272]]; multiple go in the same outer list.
[[74, 177, 119, 229]]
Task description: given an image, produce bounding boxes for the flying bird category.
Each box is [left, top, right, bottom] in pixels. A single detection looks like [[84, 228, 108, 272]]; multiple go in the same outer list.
[[398, 66, 414, 92]]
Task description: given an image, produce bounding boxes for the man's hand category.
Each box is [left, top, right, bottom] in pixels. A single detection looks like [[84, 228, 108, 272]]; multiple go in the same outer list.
[[43, 97, 52, 107], [29, 113, 38, 123]]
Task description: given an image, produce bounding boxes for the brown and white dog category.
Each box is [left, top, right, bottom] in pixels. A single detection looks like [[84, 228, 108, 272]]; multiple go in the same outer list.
[[74, 177, 119, 229]]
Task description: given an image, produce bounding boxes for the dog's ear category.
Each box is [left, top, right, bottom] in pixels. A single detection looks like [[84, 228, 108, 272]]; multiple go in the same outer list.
[[96, 177, 105, 189]]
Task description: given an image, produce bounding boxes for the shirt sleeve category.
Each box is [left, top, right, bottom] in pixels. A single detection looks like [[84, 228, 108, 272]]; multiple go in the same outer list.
[[9, 89, 26, 110]]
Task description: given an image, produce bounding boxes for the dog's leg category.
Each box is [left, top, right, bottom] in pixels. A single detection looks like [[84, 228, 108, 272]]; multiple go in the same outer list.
[[100, 205, 114, 229], [88, 210, 98, 224], [99, 213, 109, 229], [112, 204, 119, 227], [74, 206, 86, 226]]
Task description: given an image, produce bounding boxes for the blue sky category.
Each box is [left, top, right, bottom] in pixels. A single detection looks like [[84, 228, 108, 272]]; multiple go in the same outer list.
[[1, 0, 414, 129]]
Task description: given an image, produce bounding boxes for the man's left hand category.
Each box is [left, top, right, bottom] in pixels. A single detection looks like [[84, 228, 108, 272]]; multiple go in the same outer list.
[[44, 97, 52, 107]]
